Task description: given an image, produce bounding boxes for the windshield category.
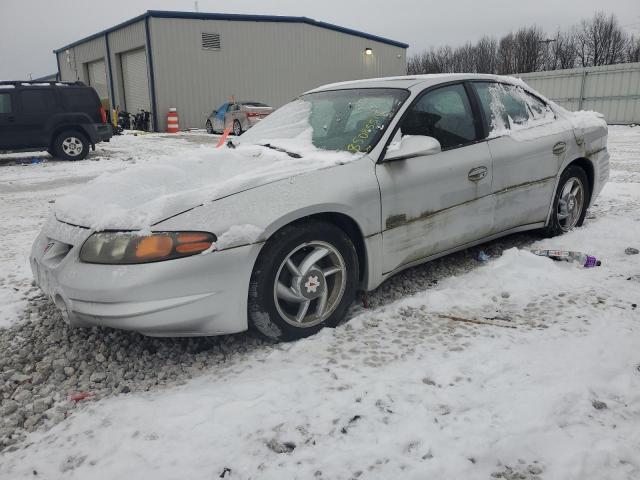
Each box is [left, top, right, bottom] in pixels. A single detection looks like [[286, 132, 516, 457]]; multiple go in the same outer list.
[[239, 88, 409, 154]]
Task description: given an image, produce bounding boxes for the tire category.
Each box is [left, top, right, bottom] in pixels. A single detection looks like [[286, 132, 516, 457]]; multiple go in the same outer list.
[[53, 131, 89, 161], [544, 166, 590, 237], [233, 120, 242, 136], [248, 220, 359, 342], [206, 120, 214, 134]]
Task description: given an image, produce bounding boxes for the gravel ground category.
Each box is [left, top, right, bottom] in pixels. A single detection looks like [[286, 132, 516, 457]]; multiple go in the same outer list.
[[0, 228, 538, 451]]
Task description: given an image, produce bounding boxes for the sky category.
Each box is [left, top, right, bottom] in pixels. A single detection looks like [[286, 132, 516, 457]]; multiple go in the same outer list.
[[1, 0, 639, 79]]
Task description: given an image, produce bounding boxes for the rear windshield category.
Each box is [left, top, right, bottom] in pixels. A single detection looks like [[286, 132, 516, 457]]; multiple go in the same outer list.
[[59, 88, 99, 110]]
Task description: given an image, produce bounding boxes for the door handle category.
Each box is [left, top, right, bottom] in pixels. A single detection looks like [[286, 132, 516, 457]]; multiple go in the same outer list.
[[552, 141, 566, 155], [468, 166, 488, 182]]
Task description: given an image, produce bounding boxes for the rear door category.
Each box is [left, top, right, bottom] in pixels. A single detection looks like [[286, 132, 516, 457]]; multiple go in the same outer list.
[[470, 82, 572, 232], [226, 103, 240, 130], [376, 82, 494, 274], [14, 88, 60, 148], [0, 90, 18, 149]]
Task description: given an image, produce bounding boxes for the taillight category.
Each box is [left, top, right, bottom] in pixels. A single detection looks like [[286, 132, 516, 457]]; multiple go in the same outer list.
[[246, 112, 263, 118], [99, 106, 107, 123]]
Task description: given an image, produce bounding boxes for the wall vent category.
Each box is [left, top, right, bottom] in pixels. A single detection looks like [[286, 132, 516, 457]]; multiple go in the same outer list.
[[201, 32, 221, 50]]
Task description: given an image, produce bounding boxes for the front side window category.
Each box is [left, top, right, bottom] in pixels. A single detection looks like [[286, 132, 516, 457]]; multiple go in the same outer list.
[[19, 90, 57, 113], [472, 82, 554, 136], [240, 88, 409, 153], [399, 83, 476, 150], [0, 93, 11, 114]]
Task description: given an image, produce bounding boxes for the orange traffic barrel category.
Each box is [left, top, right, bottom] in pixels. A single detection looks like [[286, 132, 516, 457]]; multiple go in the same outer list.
[[167, 108, 179, 133]]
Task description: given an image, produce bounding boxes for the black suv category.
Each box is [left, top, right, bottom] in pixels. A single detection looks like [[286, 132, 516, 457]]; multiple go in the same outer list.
[[0, 81, 112, 160]]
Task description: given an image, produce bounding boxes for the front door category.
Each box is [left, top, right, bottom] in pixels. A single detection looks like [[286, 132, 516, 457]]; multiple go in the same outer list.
[[470, 81, 570, 232], [213, 102, 229, 132], [376, 83, 494, 274]]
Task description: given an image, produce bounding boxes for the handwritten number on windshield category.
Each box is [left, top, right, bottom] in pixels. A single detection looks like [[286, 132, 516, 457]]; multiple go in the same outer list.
[[347, 110, 387, 153]]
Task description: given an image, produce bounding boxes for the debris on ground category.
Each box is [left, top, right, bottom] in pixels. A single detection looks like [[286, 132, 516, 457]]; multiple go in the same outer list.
[[625, 247, 639, 255], [530, 249, 601, 267], [477, 250, 491, 262], [592, 399, 608, 410]]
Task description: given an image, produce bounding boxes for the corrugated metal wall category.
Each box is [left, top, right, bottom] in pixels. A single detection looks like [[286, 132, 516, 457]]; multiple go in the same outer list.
[[149, 17, 407, 131], [518, 62, 640, 124], [57, 21, 149, 115], [57, 36, 106, 84]]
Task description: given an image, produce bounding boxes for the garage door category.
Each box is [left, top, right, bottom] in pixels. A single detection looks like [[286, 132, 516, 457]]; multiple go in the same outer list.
[[121, 48, 150, 113], [87, 59, 108, 105]]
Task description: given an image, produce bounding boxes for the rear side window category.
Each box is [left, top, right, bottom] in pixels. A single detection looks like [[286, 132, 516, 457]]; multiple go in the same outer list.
[[400, 83, 476, 150], [19, 90, 58, 113], [472, 82, 554, 136], [0, 93, 11, 113], [59, 88, 99, 110]]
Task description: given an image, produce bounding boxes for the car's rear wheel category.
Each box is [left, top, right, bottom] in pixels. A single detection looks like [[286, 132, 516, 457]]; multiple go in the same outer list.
[[544, 166, 589, 237], [248, 220, 358, 342], [206, 120, 214, 134], [53, 131, 89, 161], [233, 120, 242, 136]]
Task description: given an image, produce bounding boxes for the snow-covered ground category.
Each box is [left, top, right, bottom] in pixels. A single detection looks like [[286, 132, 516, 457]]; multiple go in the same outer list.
[[1, 127, 639, 479]]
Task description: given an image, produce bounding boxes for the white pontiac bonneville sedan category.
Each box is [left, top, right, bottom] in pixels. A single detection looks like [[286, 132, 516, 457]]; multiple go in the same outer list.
[[31, 74, 609, 341]]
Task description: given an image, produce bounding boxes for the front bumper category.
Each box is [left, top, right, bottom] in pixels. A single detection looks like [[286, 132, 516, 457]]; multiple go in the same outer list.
[[30, 218, 260, 336]]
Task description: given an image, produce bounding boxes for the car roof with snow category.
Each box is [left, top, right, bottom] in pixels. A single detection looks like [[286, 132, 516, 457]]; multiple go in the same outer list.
[[304, 73, 523, 94]]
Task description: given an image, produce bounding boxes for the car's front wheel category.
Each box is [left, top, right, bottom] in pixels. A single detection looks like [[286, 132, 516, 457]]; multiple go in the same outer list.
[[206, 120, 214, 134], [53, 131, 89, 161], [248, 220, 358, 342], [544, 165, 589, 237]]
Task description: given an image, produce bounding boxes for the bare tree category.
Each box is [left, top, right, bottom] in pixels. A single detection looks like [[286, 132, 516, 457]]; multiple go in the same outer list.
[[451, 42, 476, 72], [577, 12, 629, 66], [549, 30, 578, 70], [513, 26, 546, 72], [475, 36, 498, 73], [497, 33, 516, 74], [406, 11, 634, 77], [627, 35, 640, 63]]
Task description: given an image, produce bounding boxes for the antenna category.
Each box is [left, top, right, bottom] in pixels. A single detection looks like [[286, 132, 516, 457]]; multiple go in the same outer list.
[[194, 1, 199, 12]]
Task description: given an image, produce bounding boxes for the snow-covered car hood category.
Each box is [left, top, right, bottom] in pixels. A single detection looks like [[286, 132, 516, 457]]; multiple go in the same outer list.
[[54, 144, 358, 231]]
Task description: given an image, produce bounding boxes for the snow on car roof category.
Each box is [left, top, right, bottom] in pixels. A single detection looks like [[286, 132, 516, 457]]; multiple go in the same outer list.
[[305, 73, 523, 94]]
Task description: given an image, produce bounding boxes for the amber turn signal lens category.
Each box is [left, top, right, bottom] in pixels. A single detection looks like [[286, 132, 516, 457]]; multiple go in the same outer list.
[[175, 242, 212, 254], [135, 235, 173, 259], [176, 232, 210, 244]]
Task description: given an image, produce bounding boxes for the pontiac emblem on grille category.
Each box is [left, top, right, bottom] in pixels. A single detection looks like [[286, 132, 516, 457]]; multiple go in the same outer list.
[[43, 241, 55, 254]]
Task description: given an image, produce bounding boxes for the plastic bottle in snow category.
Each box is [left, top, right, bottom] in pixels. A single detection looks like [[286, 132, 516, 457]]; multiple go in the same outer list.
[[531, 249, 601, 268]]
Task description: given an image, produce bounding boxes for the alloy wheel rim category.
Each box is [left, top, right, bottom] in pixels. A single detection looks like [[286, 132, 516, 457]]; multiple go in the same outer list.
[[557, 176, 584, 231], [206, 122, 213, 133], [273, 241, 347, 327], [233, 122, 241, 136], [62, 137, 83, 157]]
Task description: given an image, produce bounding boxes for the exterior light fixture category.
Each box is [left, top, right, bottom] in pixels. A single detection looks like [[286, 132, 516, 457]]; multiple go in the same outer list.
[[364, 47, 373, 56]]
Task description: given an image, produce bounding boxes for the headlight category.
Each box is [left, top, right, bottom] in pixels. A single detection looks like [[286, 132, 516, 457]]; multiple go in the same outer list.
[[79, 231, 217, 264]]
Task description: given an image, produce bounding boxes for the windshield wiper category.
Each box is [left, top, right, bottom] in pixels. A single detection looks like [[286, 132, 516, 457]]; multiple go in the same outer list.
[[260, 143, 302, 159]]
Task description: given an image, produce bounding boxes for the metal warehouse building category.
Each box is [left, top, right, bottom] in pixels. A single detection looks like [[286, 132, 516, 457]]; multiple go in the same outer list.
[[54, 10, 408, 132]]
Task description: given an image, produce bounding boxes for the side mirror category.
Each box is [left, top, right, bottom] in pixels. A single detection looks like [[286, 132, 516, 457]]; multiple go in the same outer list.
[[384, 135, 441, 161]]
